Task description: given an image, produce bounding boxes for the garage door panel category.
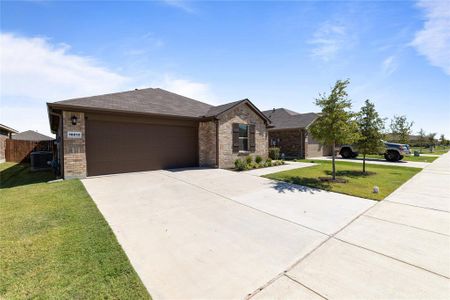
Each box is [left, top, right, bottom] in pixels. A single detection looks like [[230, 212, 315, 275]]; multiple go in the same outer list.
[[86, 119, 198, 176]]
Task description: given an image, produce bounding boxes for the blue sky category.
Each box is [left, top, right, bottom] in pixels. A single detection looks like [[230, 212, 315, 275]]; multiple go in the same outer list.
[[1, 0, 449, 137]]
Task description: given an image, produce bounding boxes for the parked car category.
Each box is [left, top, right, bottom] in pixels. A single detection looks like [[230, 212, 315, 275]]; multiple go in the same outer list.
[[339, 141, 411, 162]]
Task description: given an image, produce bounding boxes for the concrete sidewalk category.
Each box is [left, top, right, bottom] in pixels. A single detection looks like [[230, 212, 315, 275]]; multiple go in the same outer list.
[[252, 153, 450, 299]]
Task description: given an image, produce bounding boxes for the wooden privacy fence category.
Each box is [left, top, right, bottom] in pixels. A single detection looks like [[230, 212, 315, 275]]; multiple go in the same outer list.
[[5, 139, 54, 163]]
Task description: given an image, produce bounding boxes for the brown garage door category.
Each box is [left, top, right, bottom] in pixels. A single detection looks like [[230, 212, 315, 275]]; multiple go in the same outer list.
[[86, 118, 198, 176]]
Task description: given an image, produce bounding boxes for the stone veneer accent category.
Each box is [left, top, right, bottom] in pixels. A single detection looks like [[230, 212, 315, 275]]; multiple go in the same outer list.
[[62, 111, 87, 179], [217, 104, 268, 168], [198, 121, 217, 167]]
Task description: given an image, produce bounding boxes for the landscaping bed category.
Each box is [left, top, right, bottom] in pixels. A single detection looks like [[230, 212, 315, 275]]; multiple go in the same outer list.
[[264, 160, 421, 200], [234, 155, 284, 171], [0, 163, 150, 299]]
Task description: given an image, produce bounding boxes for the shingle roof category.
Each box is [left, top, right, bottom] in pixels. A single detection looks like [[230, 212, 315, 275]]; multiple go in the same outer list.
[[12, 130, 54, 141], [50, 88, 214, 118], [204, 99, 246, 117], [263, 108, 319, 130], [48, 88, 270, 123]]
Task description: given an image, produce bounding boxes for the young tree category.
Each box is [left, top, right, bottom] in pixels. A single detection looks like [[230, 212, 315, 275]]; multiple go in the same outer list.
[[390, 115, 414, 144], [417, 128, 426, 151], [355, 100, 385, 173], [439, 134, 446, 145], [309, 79, 359, 180], [428, 132, 436, 151]]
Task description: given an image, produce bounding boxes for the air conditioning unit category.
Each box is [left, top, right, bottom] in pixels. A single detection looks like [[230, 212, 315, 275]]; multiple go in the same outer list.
[[30, 151, 53, 171]]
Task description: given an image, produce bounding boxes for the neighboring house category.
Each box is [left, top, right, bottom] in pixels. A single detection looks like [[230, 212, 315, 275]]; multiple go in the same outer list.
[[47, 88, 270, 178], [263, 108, 331, 159], [11, 130, 54, 141], [0, 124, 19, 163]]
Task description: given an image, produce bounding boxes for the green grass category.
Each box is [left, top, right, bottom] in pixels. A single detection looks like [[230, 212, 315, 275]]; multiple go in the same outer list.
[[264, 160, 421, 200], [0, 163, 150, 299], [363, 154, 438, 163], [410, 146, 449, 155]]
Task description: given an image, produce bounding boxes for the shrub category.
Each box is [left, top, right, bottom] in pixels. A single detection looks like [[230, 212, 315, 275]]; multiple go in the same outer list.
[[265, 158, 272, 167], [255, 155, 262, 164], [269, 147, 280, 160], [246, 156, 253, 164], [234, 159, 247, 171]]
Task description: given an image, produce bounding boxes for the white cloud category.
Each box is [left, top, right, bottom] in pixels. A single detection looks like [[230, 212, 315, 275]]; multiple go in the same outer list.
[[309, 22, 349, 61], [382, 55, 398, 75], [160, 74, 217, 103], [162, 0, 195, 13], [0, 33, 216, 135], [0, 33, 131, 135], [411, 0, 450, 75], [0, 33, 130, 101]]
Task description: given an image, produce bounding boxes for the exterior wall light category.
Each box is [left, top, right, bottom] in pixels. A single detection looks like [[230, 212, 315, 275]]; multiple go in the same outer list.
[[71, 115, 78, 125]]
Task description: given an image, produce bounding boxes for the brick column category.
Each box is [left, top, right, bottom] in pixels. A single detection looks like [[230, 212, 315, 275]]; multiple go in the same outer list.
[[198, 121, 217, 167], [62, 111, 87, 179]]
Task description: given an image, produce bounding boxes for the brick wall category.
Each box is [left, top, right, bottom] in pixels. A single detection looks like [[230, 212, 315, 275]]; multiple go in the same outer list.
[[62, 111, 87, 179], [198, 120, 217, 167], [217, 104, 268, 168], [268, 129, 304, 158]]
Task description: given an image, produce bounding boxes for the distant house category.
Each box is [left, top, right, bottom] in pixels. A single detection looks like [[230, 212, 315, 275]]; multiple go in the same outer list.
[[12, 130, 54, 141], [0, 124, 19, 162], [263, 108, 332, 159], [0, 123, 18, 138]]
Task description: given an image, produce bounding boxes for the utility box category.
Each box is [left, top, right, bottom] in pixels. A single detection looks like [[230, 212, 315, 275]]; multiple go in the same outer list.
[[30, 151, 53, 171]]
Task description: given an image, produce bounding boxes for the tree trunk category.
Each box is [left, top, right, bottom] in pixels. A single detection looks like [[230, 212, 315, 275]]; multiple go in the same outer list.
[[332, 142, 336, 180], [363, 153, 366, 173]]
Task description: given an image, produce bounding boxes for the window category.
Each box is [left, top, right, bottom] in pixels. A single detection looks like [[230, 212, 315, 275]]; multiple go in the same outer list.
[[239, 124, 249, 151]]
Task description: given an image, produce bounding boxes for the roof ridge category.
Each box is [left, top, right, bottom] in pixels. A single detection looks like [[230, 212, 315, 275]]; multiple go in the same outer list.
[[54, 87, 156, 104]]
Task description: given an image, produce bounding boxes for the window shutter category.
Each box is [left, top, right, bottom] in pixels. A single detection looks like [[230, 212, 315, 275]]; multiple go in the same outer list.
[[249, 124, 256, 152], [232, 123, 240, 153]]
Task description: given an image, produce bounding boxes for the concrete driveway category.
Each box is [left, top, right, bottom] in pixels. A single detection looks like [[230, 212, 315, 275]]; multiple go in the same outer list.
[[82, 167, 373, 299], [83, 155, 450, 300]]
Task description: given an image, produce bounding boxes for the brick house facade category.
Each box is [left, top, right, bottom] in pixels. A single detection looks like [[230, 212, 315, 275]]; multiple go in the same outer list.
[[48, 88, 270, 178], [264, 108, 331, 159], [199, 102, 269, 168]]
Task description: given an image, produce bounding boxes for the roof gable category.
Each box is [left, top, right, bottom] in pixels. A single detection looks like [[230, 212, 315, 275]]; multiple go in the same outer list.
[[207, 99, 271, 124]]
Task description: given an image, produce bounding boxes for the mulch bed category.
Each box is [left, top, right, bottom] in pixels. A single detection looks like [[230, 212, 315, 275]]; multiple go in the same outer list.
[[318, 177, 348, 183]]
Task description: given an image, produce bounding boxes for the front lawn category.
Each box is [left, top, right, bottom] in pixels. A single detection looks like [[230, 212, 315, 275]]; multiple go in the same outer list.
[[364, 154, 438, 163], [264, 160, 421, 200], [410, 146, 449, 155], [0, 163, 150, 299]]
